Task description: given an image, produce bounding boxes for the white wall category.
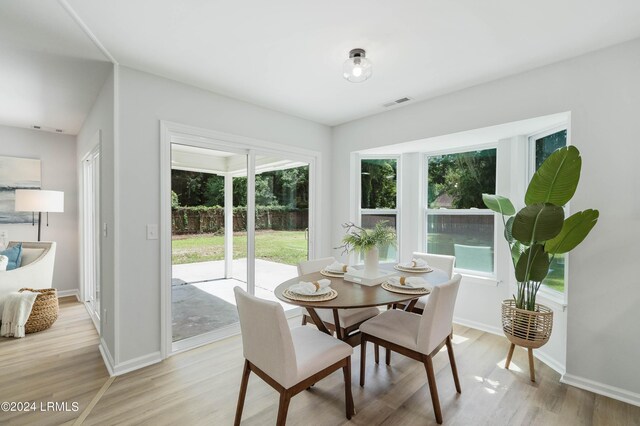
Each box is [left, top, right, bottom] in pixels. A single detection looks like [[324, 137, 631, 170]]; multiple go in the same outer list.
[[77, 66, 115, 358], [113, 67, 332, 366], [332, 38, 640, 402], [0, 125, 78, 295]]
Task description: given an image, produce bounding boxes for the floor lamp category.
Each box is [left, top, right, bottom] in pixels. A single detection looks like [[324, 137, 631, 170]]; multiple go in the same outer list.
[[14, 189, 64, 242]]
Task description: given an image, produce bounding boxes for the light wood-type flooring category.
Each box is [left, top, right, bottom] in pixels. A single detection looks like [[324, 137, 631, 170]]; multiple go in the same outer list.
[[1, 298, 638, 425]]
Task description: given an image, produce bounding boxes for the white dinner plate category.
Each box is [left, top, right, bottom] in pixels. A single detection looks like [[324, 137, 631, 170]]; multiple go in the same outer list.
[[288, 286, 332, 296], [320, 269, 344, 278], [394, 265, 433, 273], [386, 280, 428, 290]]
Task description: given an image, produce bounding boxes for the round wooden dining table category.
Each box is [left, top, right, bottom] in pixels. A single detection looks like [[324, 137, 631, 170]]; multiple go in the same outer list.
[[274, 266, 450, 344]]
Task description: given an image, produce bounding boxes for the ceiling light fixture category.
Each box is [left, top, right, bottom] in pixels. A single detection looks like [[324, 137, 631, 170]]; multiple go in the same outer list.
[[343, 48, 372, 83]]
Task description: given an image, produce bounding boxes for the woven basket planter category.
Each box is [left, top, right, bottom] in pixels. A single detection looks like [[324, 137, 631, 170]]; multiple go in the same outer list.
[[19, 288, 59, 334], [501, 300, 553, 349]]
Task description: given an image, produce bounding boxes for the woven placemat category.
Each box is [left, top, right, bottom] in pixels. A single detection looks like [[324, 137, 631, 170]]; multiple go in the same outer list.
[[320, 269, 345, 278], [394, 265, 433, 273], [283, 288, 338, 302], [382, 282, 431, 295]]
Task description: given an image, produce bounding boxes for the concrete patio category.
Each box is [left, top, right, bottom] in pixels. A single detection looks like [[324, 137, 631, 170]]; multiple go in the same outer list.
[[171, 258, 298, 341]]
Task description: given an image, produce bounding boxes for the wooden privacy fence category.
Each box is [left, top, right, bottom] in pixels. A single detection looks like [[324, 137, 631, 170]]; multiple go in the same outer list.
[[172, 206, 308, 235], [426, 213, 494, 256]]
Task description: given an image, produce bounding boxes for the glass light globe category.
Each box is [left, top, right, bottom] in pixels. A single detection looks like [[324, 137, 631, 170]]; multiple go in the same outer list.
[[343, 50, 372, 83]]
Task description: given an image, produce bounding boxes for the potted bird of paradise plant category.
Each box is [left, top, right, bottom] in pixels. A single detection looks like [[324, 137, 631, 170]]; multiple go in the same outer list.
[[483, 145, 598, 381]]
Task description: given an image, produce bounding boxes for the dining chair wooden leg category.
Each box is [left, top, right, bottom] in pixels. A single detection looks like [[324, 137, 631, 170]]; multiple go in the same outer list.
[[360, 336, 367, 387], [342, 357, 354, 419], [276, 390, 292, 426], [445, 336, 461, 393], [374, 343, 379, 364], [332, 309, 344, 340], [385, 347, 391, 365], [234, 360, 251, 426], [301, 315, 307, 326], [505, 343, 515, 369], [528, 348, 536, 382], [423, 355, 443, 424]]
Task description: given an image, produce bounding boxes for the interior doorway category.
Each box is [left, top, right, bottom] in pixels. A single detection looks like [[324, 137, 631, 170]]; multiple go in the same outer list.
[[81, 140, 100, 330]]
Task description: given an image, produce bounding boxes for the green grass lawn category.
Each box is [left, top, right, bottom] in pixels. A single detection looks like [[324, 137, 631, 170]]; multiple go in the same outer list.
[[172, 230, 308, 266], [542, 255, 565, 293]]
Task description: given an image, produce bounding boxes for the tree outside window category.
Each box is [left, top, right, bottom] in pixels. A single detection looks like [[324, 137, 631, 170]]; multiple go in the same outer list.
[[532, 129, 567, 293], [360, 158, 398, 262], [426, 148, 496, 274]]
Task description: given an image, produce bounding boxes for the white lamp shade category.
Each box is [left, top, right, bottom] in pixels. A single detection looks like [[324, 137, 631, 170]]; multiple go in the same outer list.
[[15, 189, 64, 213]]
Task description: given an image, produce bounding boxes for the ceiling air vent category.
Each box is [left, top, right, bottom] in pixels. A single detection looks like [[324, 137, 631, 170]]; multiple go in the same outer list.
[[32, 125, 63, 134], [382, 97, 412, 108]]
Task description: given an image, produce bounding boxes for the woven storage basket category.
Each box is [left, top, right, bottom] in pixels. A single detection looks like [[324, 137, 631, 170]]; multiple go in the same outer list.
[[19, 288, 59, 334], [501, 300, 553, 349]]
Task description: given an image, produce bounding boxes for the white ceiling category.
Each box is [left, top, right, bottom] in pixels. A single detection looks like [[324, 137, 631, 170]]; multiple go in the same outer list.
[[0, 1, 111, 134], [2, 1, 640, 133], [65, 0, 640, 126]]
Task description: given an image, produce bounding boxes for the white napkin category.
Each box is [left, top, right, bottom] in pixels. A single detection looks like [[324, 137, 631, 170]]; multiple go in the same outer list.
[[326, 261, 349, 273], [289, 278, 331, 295], [388, 276, 430, 289], [400, 258, 428, 268], [0, 255, 7, 272]]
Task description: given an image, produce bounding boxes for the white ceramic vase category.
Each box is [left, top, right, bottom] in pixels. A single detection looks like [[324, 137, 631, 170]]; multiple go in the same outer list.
[[363, 246, 380, 276]]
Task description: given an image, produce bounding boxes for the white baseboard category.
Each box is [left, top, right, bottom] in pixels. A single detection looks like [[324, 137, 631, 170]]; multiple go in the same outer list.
[[453, 316, 502, 336], [534, 350, 565, 375], [98, 338, 162, 377], [58, 289, 80, 300], [453, 315, 566, 375], [99, 338, 116, 376], [561, 374, 640, 408], [112, 351, 162, 376]]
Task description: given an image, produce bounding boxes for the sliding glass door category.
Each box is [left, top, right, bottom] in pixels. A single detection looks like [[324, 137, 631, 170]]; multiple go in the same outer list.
[[167, 137, 315, 350], [253, 154, 309, 307], [171, 144, 248, 343]]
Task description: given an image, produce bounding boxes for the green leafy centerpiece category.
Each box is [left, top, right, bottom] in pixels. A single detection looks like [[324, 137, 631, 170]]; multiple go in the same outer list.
[[483, 146, 598, 381], [338, 221, 396, 275]]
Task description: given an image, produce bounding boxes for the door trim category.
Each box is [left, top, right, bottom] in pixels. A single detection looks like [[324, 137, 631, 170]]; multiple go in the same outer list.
[[80, 133, 101, 333], [160, 121, 321, 358]]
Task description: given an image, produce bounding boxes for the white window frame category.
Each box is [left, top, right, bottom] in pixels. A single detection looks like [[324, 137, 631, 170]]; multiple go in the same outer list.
[[355, 154, 401, 264], [528, 125, 570, 302], [423, 143, 498, 278]]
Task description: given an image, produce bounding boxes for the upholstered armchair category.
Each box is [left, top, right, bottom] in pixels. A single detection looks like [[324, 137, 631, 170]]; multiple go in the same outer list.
[[0, 241, 56, 317]]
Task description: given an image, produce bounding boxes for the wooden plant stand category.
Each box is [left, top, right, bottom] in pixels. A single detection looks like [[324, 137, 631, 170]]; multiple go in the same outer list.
[[504, 343, 537, 382], [501, 300, 553, 383]]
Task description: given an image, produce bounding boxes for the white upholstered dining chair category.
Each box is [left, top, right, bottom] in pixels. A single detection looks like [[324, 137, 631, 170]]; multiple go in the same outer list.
[[382, 253, 457, 365], [412, 252, 455, 313], [233, 287, 354, 426], [359, 274, 462, 424], [297, 257, 380, 340]]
